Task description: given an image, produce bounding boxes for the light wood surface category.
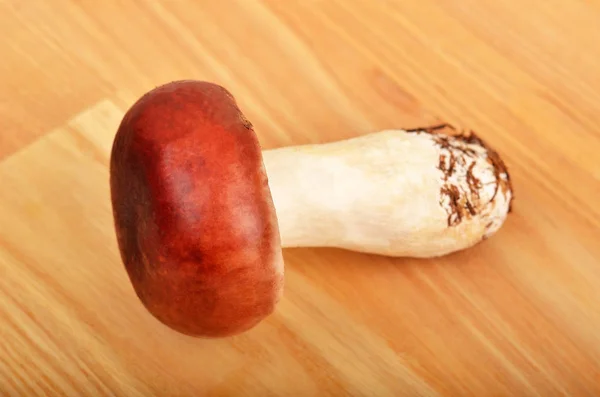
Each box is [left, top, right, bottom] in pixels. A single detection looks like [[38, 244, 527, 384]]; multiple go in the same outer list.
[[1, 1, 599, 395]]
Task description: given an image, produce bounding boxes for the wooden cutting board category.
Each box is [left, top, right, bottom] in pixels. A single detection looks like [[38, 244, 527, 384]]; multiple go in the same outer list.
[[1, 1, 599, 395]]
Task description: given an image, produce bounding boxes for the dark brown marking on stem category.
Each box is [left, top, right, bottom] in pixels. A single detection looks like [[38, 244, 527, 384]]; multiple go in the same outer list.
[[465, 200, 476, 216], [439, 154, 447, 173], [447, 152, 456, 176], [466, 161, 482, 198], [486, 147, 514, 212], [406, 123, 514, 227], [440, 184, 464, 227], [405, 123, 451, 134]]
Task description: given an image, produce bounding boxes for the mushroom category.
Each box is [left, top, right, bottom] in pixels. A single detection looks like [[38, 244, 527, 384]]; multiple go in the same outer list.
[[110, 80, 513, 338]]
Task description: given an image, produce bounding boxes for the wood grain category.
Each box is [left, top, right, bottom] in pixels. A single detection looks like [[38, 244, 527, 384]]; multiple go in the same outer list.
[[1, 0, 599, 395]]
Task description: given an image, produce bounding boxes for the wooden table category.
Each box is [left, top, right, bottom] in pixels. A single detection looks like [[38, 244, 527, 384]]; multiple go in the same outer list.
[[1, 1, 599, 395]]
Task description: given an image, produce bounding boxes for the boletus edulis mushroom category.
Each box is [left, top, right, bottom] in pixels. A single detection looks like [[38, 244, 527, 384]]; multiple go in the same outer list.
[[110, 80, 513, 338]]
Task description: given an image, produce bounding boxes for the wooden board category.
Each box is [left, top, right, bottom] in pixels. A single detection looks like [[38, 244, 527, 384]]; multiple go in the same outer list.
[[1, 0, 599, 395]]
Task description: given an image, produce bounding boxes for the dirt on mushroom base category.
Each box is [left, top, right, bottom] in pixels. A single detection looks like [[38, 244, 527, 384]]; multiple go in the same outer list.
[[405, 124, 513, 237]]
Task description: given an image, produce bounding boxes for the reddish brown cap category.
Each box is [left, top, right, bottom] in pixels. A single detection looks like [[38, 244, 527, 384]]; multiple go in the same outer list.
[[110, 80, 284, 337]]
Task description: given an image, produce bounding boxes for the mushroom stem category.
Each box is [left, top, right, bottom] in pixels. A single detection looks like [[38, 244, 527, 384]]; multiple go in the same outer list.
[[262, 125, 513, 258]]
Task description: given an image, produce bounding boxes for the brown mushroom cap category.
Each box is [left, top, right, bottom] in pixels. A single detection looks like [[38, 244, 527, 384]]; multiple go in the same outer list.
[[109, 80, 284, 337]]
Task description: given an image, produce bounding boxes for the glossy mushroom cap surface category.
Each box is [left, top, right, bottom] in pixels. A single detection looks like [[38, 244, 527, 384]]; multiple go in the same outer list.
[[110, 80, 284, 337]]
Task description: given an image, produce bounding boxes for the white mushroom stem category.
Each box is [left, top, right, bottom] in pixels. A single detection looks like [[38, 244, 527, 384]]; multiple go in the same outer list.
[[262, 124, 513, 258]]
